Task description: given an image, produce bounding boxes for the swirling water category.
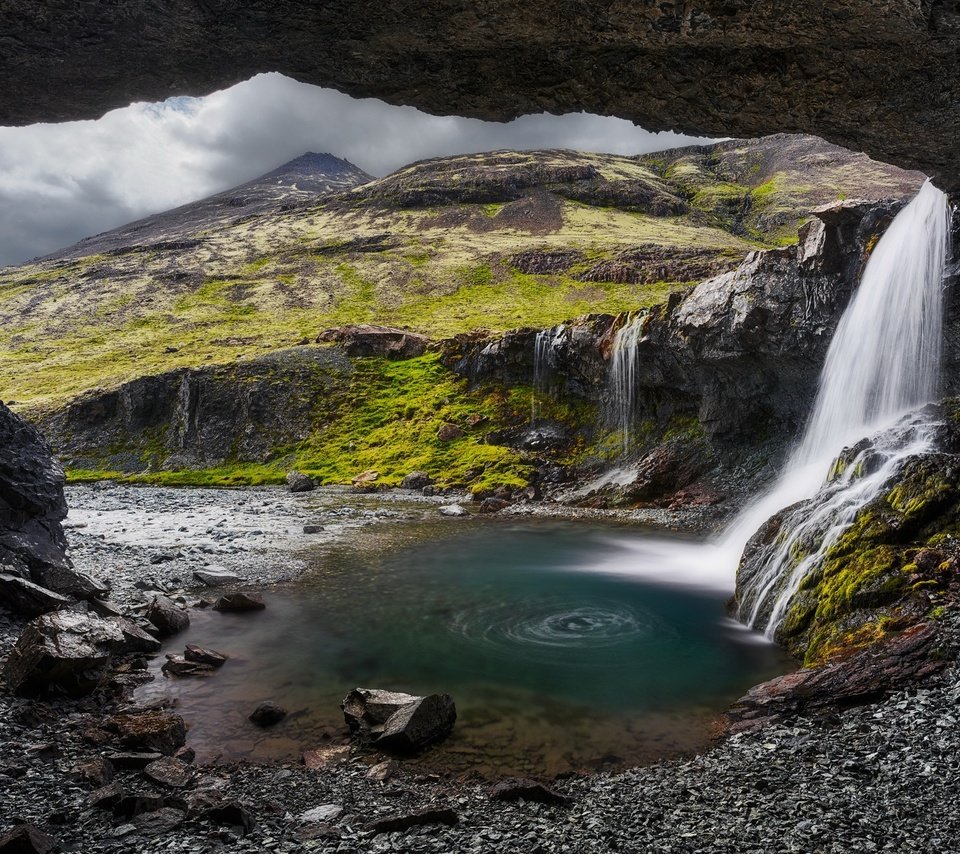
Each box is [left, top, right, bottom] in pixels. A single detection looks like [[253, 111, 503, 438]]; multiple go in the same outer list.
[[137, 519, 788, 775]]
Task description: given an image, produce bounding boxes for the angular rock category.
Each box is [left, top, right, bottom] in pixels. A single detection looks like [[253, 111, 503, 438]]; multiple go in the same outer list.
[[367, 807, 458, 835], [132, 807, 186, 836], [192, 567, 241, 586], [342, 688, 456, 754], [4, 610, 126, 696], [105, 710, 187, 755], [143, 756, 194, 789], [365, 759, 399, 782], [213, 592, 265, 611], [0, 573, 71, 616], [488, 778, 572, 806], [183, 644, 227, 667], [0, 823, 59, 853], [145, 596, 190, 637], [201, 802, 256, 835], [114, 617, 162, 654], [478, 497, 510, 514], [248, 701, 287, 727], [106, 752, 164, 770], [302, 524, 324, 534], [161, 655, 216, 677], [438, 504, 468, 517], [437, 423, 464, 441], [401, 471, 433, 490], [286, 471, 315, 493], [72, 756, 114, 787], [298, 804, 343, 824]]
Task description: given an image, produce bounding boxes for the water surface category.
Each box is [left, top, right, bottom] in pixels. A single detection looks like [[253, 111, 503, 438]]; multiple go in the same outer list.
[[138, 517, 790, 777]]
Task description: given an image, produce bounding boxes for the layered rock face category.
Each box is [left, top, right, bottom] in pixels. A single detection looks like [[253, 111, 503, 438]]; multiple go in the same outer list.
[[0, 402, 76, 593], [452, 199, 904, 457], [2, 2, 959, 192]]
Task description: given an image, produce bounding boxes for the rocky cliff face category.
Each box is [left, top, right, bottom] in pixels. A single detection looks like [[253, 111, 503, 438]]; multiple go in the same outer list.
[[0, 403, 92, 597], [2, 2, 959, 193]]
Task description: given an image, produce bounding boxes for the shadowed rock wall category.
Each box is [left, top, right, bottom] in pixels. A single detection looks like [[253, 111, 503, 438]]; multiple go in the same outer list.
[[2, 2, 960, 189]]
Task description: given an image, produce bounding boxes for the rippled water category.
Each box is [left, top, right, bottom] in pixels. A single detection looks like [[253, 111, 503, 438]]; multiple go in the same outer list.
[[137, 518, 789, 776]]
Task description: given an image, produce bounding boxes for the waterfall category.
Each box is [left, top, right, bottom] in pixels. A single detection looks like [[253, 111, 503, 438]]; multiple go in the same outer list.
[[730, 180, 951, 635], [580, 181, 951, 632], [531, 325, 564, 424], [608, 314, 646, 456]]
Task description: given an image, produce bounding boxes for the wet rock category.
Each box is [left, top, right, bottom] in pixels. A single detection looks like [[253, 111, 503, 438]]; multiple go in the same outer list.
[[0, 573, 72, 616], [213, 591, 265, 611], [114, 617, 162, 653], [4, 610, 126, 696], [401, 471, 433, 490], [0, 823, 59, 853], [488, 778, 572, 806], [183, 644, 227, 667], [726, 622, 950, 733], [249, 701, 287, 727], [316, 324, 429, 360], [286, 471, 315, 493], [366, 807, 458, 835], [342, 688, 456, 753], [478, 497, 511, 514], [145, 595, 190, 637], [105, 710, 187, 755], [143, 756, 194, 788], [302, 524, 324, 534], [192, 567, 241, 586], [437, 423, 464, 441], [88, 598, 123, 618], [438, 504, 468, 517], [161, 655, 216, 677], [298, 804, 343, 823]]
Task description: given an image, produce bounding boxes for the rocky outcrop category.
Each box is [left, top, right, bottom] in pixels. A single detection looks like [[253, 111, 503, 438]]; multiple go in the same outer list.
[[38, 346, 353, 473], [447, 199, 904, 477], [0, 402, 102, 607], [316, 324, 429, 359], [3, 2, 959, 193]]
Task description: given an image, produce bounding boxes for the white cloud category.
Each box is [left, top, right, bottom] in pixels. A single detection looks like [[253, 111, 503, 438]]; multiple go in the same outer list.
[[0, 73, 711, 266]]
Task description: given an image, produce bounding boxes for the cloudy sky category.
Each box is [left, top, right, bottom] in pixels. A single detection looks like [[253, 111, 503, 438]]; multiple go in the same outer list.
[[0, 72, 711, 267]]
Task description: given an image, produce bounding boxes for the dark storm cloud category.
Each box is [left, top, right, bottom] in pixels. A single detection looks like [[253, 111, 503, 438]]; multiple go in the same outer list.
[[0, 73, 711, 267]]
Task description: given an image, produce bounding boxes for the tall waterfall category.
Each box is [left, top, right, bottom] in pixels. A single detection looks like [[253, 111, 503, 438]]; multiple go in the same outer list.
[[608, 314, 646, 456], [584, 181, 952, 633], [730, 180, 950, 634]]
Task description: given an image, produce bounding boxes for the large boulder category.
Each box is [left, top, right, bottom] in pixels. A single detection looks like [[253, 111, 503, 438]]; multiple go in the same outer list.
[[4, 611, 127, 696], [0, 403, 100, 601], [145, 596, 190, 637], [105, 710, 187, 755], [341, 688, 456, 754], [316, 325, 429, 360]]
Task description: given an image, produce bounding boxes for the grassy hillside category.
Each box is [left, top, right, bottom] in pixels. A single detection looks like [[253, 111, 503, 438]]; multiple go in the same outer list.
[[0, 135, 922, 415]]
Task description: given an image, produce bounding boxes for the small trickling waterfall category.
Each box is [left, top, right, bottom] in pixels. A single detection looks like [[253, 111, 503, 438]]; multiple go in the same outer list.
[[607, 314, 646, 456], [730, 179, 951, 635], [531, 325, 564, 424]]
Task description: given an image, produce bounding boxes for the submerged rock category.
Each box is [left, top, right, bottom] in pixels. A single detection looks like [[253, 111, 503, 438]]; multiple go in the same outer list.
[[249, 701, 287, 727], [342, 687, 456, 754]]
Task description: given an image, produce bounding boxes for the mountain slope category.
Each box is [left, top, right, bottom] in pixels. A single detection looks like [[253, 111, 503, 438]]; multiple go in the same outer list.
[[0, 135, 922, 412]]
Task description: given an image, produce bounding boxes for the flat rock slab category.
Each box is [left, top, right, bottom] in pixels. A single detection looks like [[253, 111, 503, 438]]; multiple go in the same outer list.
[[162, 655, 217, 677], [193, 568, 241, 586], [0, 572, 71, 616], [143, 756, 194, 788], [298, 803, 343, 824], [183, 644, 227, 667], [106, 752, 164, 770], [367, 807, 458, 835]]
